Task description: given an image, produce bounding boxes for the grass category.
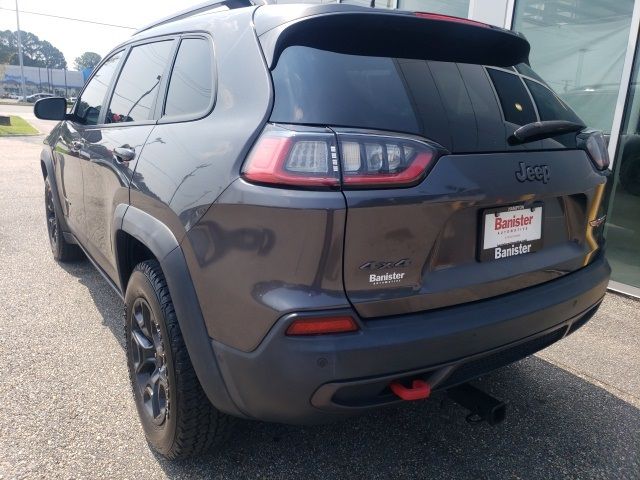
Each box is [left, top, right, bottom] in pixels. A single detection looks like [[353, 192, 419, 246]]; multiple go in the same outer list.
[[0, 116, 39, 136]]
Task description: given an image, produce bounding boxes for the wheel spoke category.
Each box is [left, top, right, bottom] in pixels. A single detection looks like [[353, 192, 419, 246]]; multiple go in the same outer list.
[[141, 302, 154, 338], [144, 367, 167, 422], [130, 296, 167, 426], [133, 302, 145, 331]]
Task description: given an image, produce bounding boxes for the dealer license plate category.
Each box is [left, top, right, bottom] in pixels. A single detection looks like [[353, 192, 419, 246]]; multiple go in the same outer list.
[[480, 204, 543, 262]]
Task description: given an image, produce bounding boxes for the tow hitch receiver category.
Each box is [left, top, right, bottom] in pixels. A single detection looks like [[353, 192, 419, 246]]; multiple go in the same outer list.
[[447, 383, 506, 426]]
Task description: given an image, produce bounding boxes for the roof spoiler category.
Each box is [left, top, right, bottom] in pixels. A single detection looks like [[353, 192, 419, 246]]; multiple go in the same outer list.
[[255, 6, 530, 69]]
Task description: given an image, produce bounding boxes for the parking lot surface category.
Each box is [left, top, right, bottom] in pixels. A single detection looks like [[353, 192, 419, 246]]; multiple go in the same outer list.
[[1, 108, 639, 479]]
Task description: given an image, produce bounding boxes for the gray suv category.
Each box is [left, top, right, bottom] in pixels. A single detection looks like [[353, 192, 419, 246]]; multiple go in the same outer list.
[[34, 1, 611, 459]]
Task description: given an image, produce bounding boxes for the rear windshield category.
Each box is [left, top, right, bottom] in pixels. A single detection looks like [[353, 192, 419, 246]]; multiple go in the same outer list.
[[270, 46, 583, 152]]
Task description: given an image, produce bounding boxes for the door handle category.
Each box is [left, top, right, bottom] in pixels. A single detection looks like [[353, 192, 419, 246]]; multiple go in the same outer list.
[[113, 145, 136, 162]]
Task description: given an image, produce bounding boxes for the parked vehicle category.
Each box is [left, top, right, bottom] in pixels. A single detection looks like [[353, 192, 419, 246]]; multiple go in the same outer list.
[[25, 92, 54, 103], [34, 1, 610, 460]]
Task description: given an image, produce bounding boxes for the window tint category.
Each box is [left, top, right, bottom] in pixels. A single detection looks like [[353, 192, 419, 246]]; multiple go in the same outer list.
[[107, 41, 173, 123], [164, 38, 213, 117], [525, 79, 582, 124], [515, 63, 544, 83], [271, 47, 419, 136], [76, 52, 123, 125], [486, 68, 537, 125], [270, 46, 580, 152]]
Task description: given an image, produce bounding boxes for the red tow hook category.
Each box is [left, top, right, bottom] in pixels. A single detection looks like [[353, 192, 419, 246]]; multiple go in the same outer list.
[[390, 379, 431, 401]]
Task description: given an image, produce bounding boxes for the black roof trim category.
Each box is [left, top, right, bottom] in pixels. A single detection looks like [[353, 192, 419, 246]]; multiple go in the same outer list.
[[134, 0, 265, 35]]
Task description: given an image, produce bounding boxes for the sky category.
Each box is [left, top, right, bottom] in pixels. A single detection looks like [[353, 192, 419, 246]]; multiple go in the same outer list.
[[0, 0, 206, 70]]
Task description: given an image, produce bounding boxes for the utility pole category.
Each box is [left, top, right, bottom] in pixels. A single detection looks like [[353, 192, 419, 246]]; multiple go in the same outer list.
[[15, 0, 27, 99]]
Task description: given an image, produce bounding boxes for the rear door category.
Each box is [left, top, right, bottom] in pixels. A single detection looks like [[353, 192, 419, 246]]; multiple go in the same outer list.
[[81, 39, 175, 280], [269, 45, 607, 318]]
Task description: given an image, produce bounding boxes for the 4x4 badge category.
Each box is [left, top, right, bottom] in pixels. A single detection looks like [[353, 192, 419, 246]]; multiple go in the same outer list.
[[515, 162, 550, 184], [359, 259, 411, 270]]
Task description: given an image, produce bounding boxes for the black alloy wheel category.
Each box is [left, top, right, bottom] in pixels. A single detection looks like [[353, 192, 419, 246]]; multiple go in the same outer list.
[[44, 177, 81, 261], [129, 297, 169, 426], [45, 180, 59, 250], [124, 260, 231, 459]]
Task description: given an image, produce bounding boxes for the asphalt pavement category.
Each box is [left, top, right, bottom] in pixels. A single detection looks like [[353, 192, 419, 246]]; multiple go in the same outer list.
[[0, 106, 638, 479]]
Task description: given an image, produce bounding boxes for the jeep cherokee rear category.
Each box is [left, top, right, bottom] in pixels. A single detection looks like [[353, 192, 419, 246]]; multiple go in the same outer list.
[[35, 2, 610, 459]]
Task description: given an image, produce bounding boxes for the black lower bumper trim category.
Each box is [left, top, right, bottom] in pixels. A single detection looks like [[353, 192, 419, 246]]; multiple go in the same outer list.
[[212, 255, 610, 424]]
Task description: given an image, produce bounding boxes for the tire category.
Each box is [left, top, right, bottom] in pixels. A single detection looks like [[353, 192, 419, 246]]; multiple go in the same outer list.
[[124, 260, 231, 459], [44, 177, 82, 262]]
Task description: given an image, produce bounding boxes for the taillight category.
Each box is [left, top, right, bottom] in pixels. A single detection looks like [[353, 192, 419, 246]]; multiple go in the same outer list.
[[242, 125, 339, 188], [338, 134, 436, 188], [577, 129, 610, 170], [242, 124, 439, 189]]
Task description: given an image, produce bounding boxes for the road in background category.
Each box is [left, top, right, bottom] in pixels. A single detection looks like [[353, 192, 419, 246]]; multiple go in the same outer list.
[[0, 116, 638, 479], [0, 103, 57, 135]]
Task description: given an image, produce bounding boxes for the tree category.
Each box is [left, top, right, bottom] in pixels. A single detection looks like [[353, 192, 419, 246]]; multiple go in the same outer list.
[[38, 40, 67, 69], [74, 52, 101, 71], [0, 30, 67, 68]]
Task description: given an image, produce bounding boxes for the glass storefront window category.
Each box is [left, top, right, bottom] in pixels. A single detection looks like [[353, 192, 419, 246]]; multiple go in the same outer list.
[[513, 0, 634, 133], [396, 0, 469, 17], [340, 0, 395, 8], [606, 47, 640, 289]]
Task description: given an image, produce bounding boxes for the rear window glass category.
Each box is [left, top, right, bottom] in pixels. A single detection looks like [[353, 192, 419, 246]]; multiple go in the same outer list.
[[525, 79, 582, 124], [515, 63, 545, 83], [271, 46, 583, 152], [486, 68, 537, 125], [271, 47, 419, 134]]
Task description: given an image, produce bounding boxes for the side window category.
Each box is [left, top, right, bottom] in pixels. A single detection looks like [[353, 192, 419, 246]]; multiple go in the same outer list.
[[106, 41, 174, 124], [76, 52, 123, 125], [164, 38, 214, 118], [487, 68, 537, 126], [525, 79, 582, 124]]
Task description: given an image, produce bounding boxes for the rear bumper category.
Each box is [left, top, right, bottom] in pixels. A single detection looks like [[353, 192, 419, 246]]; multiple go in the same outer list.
[[212, 254, 610, 424]]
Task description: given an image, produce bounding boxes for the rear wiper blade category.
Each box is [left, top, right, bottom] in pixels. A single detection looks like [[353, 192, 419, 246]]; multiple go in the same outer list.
[[508, 120, 585, 145]]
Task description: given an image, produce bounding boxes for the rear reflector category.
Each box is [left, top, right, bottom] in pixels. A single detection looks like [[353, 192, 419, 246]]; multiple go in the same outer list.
[[286, 316, 359, 336]]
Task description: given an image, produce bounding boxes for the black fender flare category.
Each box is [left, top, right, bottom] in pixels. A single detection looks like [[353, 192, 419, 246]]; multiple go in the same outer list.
[[115, 205, 245, 418], [40, 147, 72, 236]]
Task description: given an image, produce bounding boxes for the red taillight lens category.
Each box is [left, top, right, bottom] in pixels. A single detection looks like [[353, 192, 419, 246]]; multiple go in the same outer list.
[[286, 316, 359, 336], [242, 125, 339, 187], [339, 134, 437, 187], [242, 125, 439, 189], [577, 130, 610, 170]]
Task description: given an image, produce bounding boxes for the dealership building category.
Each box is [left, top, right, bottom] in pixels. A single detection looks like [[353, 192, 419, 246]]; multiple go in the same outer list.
[[322, 0, 638, 297], [0, 64, 85, 97]]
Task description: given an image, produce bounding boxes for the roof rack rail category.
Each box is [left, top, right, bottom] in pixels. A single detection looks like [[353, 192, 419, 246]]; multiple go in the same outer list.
[[133, 0, 268, 36]]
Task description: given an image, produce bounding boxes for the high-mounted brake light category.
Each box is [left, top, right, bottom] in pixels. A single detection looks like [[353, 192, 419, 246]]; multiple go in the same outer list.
[[242, 125, 440, 189], [414, 12, 490, 28], [577, 129, 610, 170], [286, 316, 359, 336]]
